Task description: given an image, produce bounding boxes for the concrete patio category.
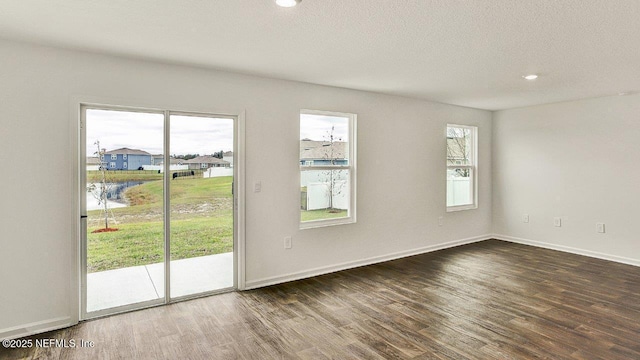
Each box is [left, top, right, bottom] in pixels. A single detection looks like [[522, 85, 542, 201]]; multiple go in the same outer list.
[[87, 252, 233, 312]]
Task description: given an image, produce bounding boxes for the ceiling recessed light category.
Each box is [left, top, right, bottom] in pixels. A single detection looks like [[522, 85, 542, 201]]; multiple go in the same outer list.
[[276, 0, 301, 7], [523, 74, 538, 81]]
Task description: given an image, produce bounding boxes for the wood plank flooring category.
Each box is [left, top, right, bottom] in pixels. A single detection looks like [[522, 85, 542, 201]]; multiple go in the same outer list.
[[2, 240, 639, 359]]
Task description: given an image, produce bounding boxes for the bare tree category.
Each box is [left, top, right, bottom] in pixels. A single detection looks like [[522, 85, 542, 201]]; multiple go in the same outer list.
[[87, 140, 116, 229], [322, 126, 347, 211], [446, 127, 470, 177]]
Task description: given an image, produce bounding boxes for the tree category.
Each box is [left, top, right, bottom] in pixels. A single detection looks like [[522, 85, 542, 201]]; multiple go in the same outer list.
[[87, 140, 116, 230], [174, 154, 199, 160], [446, 127, 471, 177], [321, 126, 347, 212]]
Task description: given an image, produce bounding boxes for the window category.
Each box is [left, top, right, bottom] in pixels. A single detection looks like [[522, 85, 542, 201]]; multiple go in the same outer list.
[[110, 162, 116, 168], [123, 154, 127, 160], [201, 163, 207, 169], [300, 110, 356, 228], [111, 154, 117, 160], [123, 162, 128, 169], [446, 125, 477, 211]]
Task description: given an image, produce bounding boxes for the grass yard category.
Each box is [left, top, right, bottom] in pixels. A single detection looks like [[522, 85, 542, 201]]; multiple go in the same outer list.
[[87, 217, 232, 272], [301, 208, 348, 222], [87, 176, 233, 272]]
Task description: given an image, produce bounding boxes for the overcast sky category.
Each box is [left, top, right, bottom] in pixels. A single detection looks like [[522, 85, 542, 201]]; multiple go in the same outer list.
[[86, 109, 234, 156], [300, 113, 349, 141], [86, 109, 348, 157]]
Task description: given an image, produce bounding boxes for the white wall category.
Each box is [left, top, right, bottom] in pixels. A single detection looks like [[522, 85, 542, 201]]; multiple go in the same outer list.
[[0, 39, 492, 338], [493, 94, 640, 265]]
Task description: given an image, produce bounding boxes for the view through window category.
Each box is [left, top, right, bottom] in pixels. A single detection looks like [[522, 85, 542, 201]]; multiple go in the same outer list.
[[446, 124, 477, 210], [300, 110, 356, 227]]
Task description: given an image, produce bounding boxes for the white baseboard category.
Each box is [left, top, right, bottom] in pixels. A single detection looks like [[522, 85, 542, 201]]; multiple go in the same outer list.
[[245, 234, 493, 290], [1, 317, 75, 340], [493, 234, 640, 267]]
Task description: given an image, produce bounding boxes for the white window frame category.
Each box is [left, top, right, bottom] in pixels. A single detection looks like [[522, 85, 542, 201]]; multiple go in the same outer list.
[[123, 154, 127, 160], [110, 162, 116, 169], [111, 154, 117, 160], [123, 162, 128, 169], [446, 124, 478, 212], [300, 109, 357, 229]]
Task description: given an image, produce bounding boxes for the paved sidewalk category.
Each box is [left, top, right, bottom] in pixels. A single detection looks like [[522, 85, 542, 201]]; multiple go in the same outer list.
[[87, 252, 233, 312]]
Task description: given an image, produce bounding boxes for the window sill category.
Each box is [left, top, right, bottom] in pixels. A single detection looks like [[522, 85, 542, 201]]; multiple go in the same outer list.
[[300, 217, 355, 230], [446, 204, 477, 212]]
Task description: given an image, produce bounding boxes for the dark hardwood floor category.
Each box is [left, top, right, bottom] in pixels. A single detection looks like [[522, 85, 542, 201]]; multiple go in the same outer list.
[[2, 240, 639, 359]]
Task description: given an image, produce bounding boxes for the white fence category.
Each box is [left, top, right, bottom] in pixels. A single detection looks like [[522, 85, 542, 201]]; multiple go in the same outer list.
[[302, 170, 350, 211], [306, 181, 349, 210], [143, 165, 189, 172], [301, 170, 348, 187], [86, 165, 232, 179], [87, 165, 188, 172], [446, 175, 472, 206], [202, 167, 234, 178]]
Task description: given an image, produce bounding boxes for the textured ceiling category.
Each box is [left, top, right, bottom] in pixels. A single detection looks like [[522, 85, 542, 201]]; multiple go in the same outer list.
[[1, 0, 639, 110]]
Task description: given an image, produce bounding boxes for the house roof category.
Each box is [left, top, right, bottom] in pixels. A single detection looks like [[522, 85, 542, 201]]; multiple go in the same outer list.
[[86, 156, 102, 165], [300, 141, 347, 161], [223, 151, 233, 156], [158, 158, 184, 165], [183, 155, 230, 165], [105, 147, 151, 155]]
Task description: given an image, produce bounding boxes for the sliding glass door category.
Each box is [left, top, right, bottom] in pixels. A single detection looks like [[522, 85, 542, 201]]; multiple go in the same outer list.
[[81, 106, 236, 318], [169, 113, 234, 299]]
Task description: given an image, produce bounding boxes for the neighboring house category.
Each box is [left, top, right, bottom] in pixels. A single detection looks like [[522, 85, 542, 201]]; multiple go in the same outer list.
[[86, 156, 102, 171], [102, 147, 152, 170], [156, 157, 185, 166], [183, 155, 230, 170], [87, 156, 101, 165], [223, 151, 234, 167], [151, 154, 164, 165], [299, 140, 348, 166]]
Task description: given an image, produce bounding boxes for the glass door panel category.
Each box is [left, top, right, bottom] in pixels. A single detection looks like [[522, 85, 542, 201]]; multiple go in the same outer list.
[[84, 108, 165, 313], [169, 114, 234, 298]]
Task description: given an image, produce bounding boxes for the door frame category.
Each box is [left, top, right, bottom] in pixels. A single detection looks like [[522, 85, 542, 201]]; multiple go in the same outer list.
[[72, 98, 246, 321]]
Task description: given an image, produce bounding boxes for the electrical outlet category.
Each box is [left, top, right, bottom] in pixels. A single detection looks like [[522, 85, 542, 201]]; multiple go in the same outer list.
[[254, 181, 262, 193], [284, 236, 292, 249], [523, 214, 529, 223], [596, 223, 605, 233], [438, 216, 444, 226], [554, 217, 562, 227]]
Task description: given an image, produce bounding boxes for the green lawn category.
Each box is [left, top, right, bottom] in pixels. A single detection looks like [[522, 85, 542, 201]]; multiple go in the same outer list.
[[87, 176, 348, 272], [87, 217, 232, 273], [301, 209, 348, 222], [87, 176, 233, 272]]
